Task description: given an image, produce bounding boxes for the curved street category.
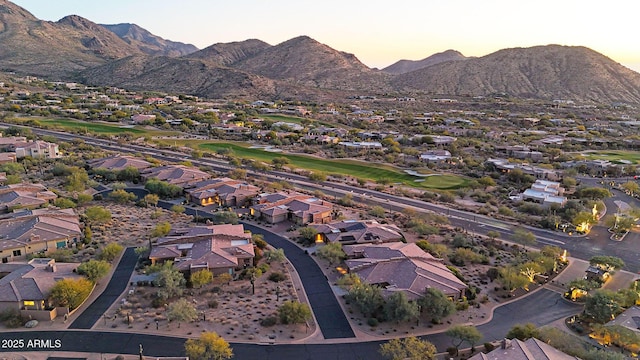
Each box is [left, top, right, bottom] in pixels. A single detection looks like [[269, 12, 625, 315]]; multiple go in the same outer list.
[[0, 288, 580, 358], [69, 247, 139, 329]]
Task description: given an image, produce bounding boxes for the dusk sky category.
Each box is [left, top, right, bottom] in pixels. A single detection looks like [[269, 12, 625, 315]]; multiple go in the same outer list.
[[12, 0, 640, 72]]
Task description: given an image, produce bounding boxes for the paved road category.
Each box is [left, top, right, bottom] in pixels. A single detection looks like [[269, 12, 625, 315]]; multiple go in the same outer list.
[[1, 288, 581, 359], [241, 222, 356, 339], [69, 247, 139, 329]]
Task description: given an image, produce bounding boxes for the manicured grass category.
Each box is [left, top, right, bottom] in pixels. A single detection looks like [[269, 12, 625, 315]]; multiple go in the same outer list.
[[261, 114, 346, 128], [581, 150, 640, 164], [195, 142, 468, 190], [12, 117, 180, 137]]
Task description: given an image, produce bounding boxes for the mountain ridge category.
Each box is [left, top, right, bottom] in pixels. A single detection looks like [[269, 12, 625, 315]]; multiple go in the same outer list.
[[1, 0, 640, 104]]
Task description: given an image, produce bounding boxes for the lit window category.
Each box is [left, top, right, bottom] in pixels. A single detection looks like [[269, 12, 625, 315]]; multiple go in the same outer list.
[[23, 300, 35, 306]]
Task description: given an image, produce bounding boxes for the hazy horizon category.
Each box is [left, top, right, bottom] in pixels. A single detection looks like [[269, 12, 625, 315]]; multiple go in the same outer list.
[[11, 0, 640, 73]]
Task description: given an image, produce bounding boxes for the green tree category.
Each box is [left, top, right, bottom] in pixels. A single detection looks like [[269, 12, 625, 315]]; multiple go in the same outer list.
[[76, 260, 111, 283], [498, 266, 529, 292], [76, 193, 93, 206], [368, 205, 386, 218], [511, 228, 536, 251], [575, 187, 611, 200], [417, 288, 456, 323], [278, 301, 312, 324], [308, 171, 327, 182], [65, 168, 89, 192], [506, 323, 539, 340], [379, 337, 436, 360], [271, 157, 290, 170], [346, 282, 384, 317], [446, 325, 482, 356], [316, 242, 346, 265], [84, 206, 112, 224], [336, 273, 361, 289], [190, 269, 213, 289], [53, 197, 76, 209], [143, 193, 160, 208], [589, 255, 625, 272], [151, 221, 172, 238], [170, 204, 185, 215], [98, 243, 123, 262], [264, 248, 286, 263], [167, 298, 198, 328], [383, 291, 419, 323], [49, 278, 93, 309], [621, 181, 640, 196], [108, 189, 137, 204], [298, 226, 319, 244], [154, 265, 186, 300], [585, 290, 623, 324], [211, 211, 239, 225], [228, 168, 247, 180], [184, 331, 233, 360], [486, 230, 500, 241]]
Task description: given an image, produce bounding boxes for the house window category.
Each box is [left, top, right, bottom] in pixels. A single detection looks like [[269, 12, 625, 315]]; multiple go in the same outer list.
[[23, 300, 35, 307], [12, 250, 21, 257], [56, 241, 66, 249]]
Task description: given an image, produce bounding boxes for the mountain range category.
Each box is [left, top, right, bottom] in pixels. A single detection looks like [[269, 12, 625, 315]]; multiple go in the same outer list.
[[1, 0, 640, 104]]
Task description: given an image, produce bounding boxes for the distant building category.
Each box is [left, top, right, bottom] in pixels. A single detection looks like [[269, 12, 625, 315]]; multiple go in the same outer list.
[[88, 154, 153, 172], [141, 165, 211, 187], [0, 183, 58, 212]]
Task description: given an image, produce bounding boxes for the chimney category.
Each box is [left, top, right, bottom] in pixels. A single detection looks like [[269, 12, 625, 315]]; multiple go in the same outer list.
[[48, 264, 57, 272], [501, 338, 512, 349]]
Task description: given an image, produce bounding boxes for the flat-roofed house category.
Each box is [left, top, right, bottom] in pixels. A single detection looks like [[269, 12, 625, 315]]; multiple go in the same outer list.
[[12, 141, 60, 159], [141, 164, 211, 187], [250, 192, 332, 225], [311, 220, 404, 245], [343, 242, 467, 300], [185, 177, 260, 207], [149, 224, 254, 275], [0, 208, 82, 262]]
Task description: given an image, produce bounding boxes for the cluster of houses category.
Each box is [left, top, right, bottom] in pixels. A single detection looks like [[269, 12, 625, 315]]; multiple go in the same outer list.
[[0, 135, 60, 163]]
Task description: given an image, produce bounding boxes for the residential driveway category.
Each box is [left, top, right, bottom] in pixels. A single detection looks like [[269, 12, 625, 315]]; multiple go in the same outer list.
[[603, 270, 639, 291], [69, 247, 138, 329], [241, 222, 356, 339]]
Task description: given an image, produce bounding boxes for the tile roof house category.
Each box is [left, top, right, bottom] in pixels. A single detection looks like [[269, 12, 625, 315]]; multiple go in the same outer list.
[[468, 338, 579, 360], [343, 242, 467, 300], [149, 224, 254, 275], [185, 177, 260, 207], [250, 192, 332, 225], [0, 183, 58, 212], [88, 154, 153, 171], [311, 220, 404, 245], [0, 258, 82, 319], [141, 164, 212, 186], [0, 208, 82, 262]]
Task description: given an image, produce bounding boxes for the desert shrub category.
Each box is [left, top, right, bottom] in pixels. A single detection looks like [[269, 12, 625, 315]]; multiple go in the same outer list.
[[260, 316, 277, 327], [0, 310, 25, 328], [367, 317, 379, 327], [207, 300, 218, 309], [268, 272, 286, 282]]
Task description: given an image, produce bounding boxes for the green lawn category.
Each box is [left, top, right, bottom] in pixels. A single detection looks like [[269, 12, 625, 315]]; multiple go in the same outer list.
[[581, 150, 640, 164], [196, 142, 468, 190], [11, 117, 181, 136], [261, 114, 347, 129]]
